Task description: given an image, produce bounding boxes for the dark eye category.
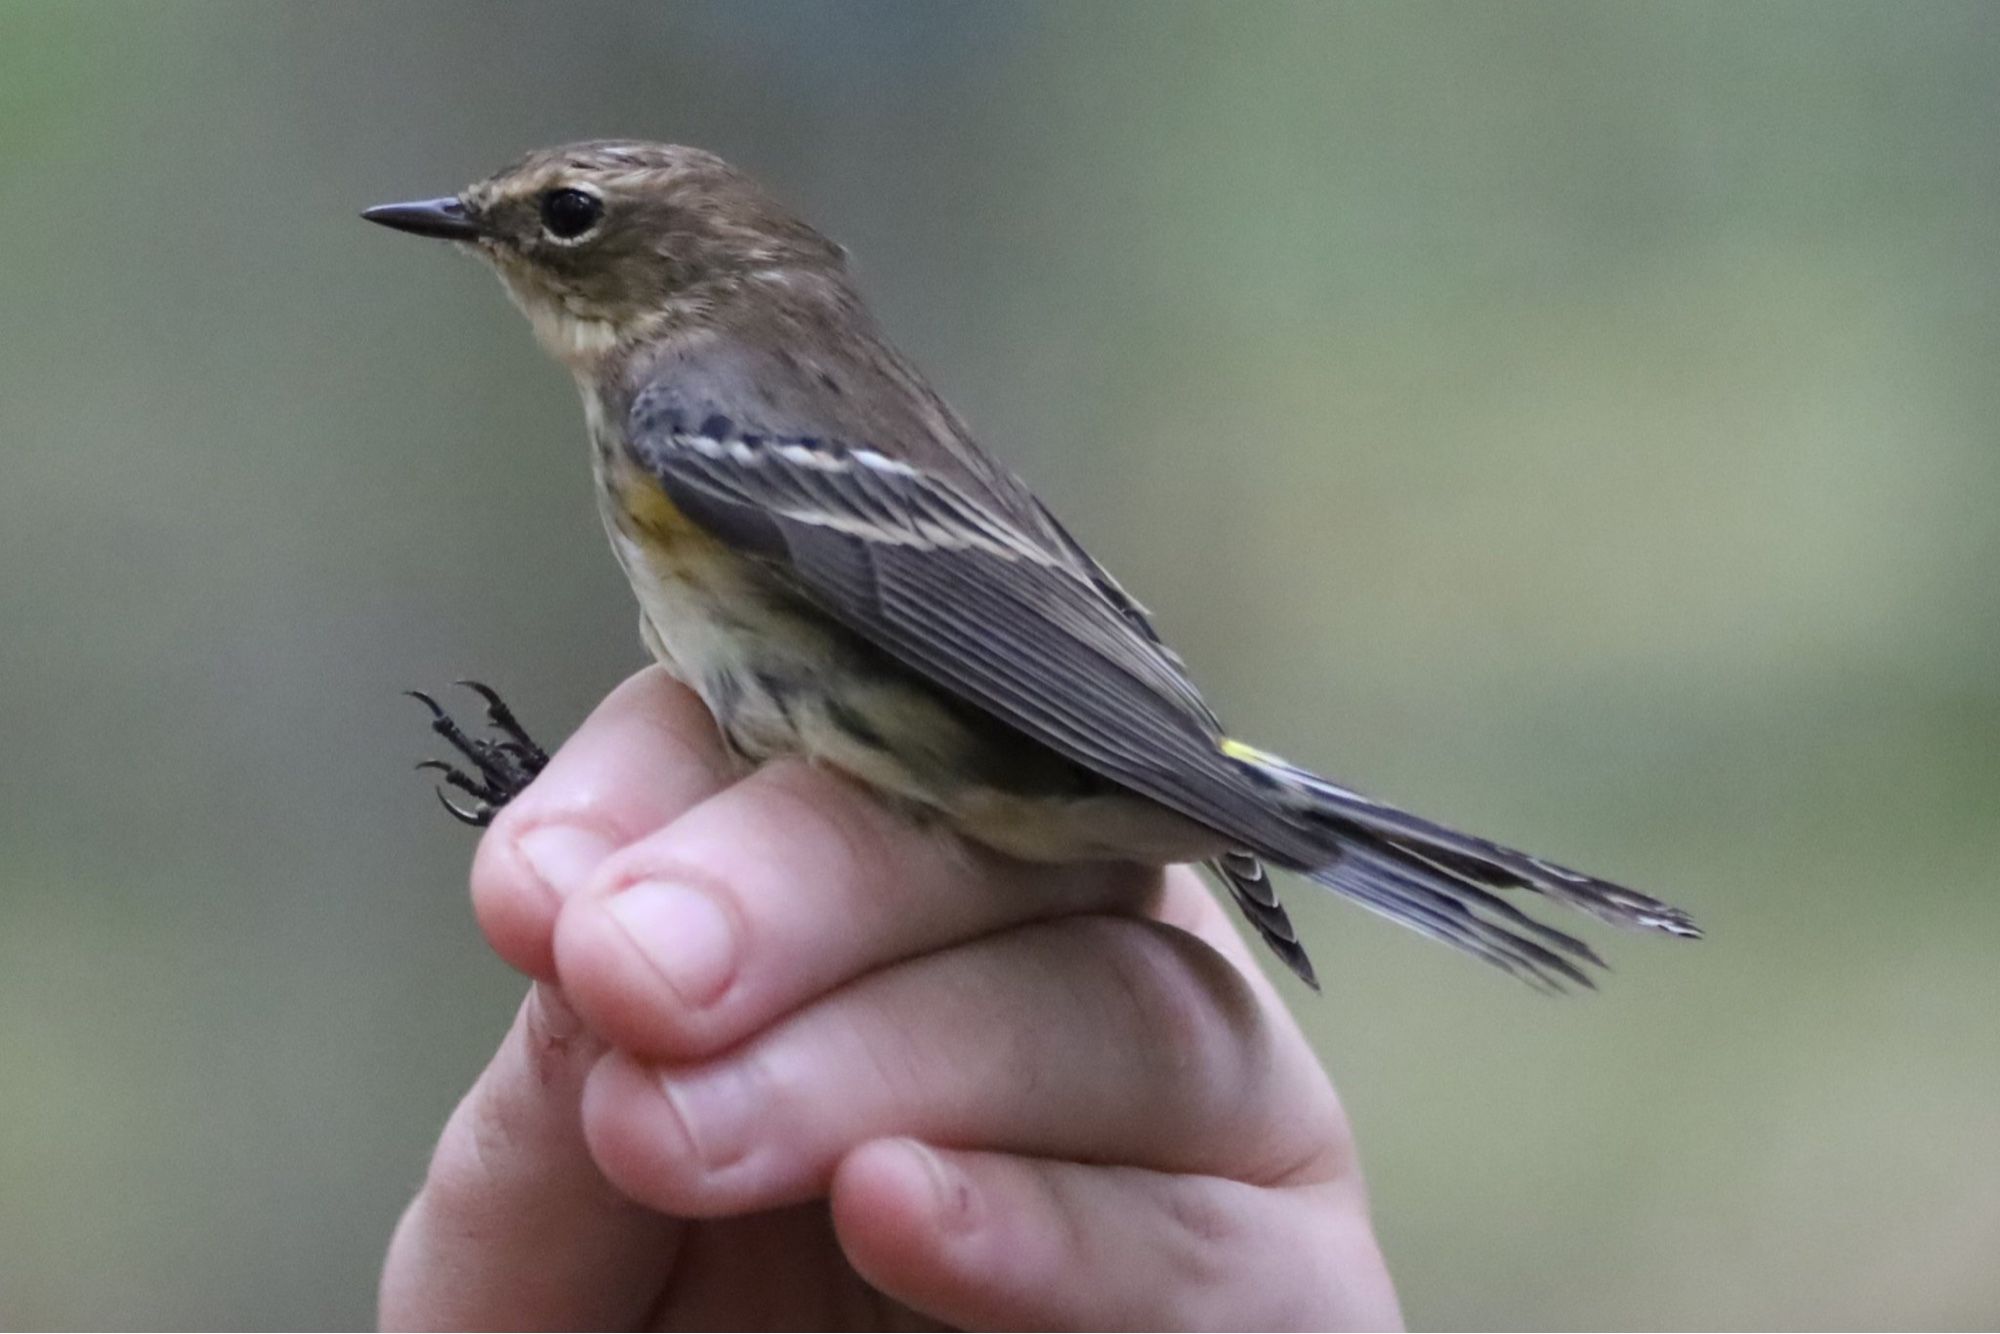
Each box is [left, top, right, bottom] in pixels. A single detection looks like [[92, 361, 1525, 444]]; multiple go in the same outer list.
[[538, 187, 603, 240]]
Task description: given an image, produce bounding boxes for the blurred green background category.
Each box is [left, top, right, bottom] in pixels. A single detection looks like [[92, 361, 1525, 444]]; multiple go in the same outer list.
[[2, 1, 1995, 1327]]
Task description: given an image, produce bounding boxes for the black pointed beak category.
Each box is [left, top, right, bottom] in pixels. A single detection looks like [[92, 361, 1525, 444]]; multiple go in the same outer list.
[[360, 196, 481, 241]]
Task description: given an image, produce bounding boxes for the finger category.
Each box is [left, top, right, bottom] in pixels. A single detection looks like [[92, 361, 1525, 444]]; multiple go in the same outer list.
[[830, 1140, 1403, 1331], [470, 666, 735, 980], [1153, 866, 1320, 1025], [577, 911, 1345, 1217], [552, 759, 1164, 1061], [379, 985, 681, 1331]]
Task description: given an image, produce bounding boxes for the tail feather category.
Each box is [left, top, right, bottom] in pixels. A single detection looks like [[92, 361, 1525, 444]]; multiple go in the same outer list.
[[1220, 739, 1700, 990], [1382, 839, 1611, 961], [1315, 842, 1596, 992], [1209, 851, 1320, 990]]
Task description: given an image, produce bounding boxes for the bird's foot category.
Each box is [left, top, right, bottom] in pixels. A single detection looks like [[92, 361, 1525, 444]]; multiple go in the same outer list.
[[408, 680, 551, 827]]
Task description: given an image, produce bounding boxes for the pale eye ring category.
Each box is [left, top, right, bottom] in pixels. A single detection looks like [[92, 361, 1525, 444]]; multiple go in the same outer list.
[[538, 187, 603, 240]]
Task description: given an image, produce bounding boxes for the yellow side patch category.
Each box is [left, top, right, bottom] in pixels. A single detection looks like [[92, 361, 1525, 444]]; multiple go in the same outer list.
[[609, 461, 710, 545], [601, 459, 741, 591]]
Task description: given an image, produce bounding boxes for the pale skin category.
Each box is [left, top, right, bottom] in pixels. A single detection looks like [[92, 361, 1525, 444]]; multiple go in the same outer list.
[[379, 667, 1404, 1330]]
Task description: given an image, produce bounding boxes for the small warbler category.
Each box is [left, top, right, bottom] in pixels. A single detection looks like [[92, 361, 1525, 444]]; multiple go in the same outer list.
[[365, 141, 1698, 991]]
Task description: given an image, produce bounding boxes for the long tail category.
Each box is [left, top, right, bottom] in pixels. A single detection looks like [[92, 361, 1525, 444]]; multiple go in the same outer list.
[[1221, 740, 1700, 991]]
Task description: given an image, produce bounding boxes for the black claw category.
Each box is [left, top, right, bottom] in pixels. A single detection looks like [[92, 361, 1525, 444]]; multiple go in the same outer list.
[[433, 785, 491, 827], [405, 681, 551, 829], [456, 678, 549, 767], [456, 678, 503, 709]]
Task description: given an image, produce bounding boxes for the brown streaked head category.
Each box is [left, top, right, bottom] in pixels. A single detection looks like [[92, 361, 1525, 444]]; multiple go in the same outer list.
[[363, 141, 847, 364]]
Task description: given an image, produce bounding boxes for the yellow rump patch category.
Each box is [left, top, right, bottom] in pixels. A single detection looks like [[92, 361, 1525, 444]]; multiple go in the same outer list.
[[1219, 737, 1286, 766]]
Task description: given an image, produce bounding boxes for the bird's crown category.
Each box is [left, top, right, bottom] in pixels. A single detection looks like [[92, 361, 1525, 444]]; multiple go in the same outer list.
[[371, 140, 847, 366]]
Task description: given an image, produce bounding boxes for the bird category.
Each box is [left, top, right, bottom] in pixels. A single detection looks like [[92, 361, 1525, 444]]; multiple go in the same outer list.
[[364, 140, 1699, 992]]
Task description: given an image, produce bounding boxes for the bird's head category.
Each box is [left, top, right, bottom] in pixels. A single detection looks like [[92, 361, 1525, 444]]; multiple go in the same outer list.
[[363, 141, 845, 368]]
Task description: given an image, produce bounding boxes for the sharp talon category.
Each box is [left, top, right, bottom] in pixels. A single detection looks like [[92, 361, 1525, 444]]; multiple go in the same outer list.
[[408, 679, 547, 827], [433, 786, 488, 827], [461, 680, 532, 739]]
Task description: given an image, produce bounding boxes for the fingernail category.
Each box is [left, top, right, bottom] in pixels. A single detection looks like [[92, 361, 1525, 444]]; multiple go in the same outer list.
[[517, 825, 614, 900], [604, 881, 738, 1009], [902, 1140, 977, 1233], [658, 1061, 760, 1172]]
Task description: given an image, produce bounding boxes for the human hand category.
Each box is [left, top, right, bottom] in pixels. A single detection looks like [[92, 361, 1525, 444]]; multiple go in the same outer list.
[[380, 666, 1403, 1329]]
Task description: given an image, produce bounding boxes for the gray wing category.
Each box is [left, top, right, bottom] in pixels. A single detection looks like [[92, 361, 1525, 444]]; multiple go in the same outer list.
[[623, 389, 1322, 867], [1026, 499, 1317, 984]]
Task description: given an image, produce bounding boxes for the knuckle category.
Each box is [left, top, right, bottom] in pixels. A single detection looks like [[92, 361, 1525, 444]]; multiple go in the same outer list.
[[1091, 918, 1261, 1075], [1143, 1178, 1326, 1331], [1274, 1076, 1357, 1182], [1081, 918, 1318, 1177], [1161, 1174, 1242, 1250], [1154, 1177, 1247, 1295]]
